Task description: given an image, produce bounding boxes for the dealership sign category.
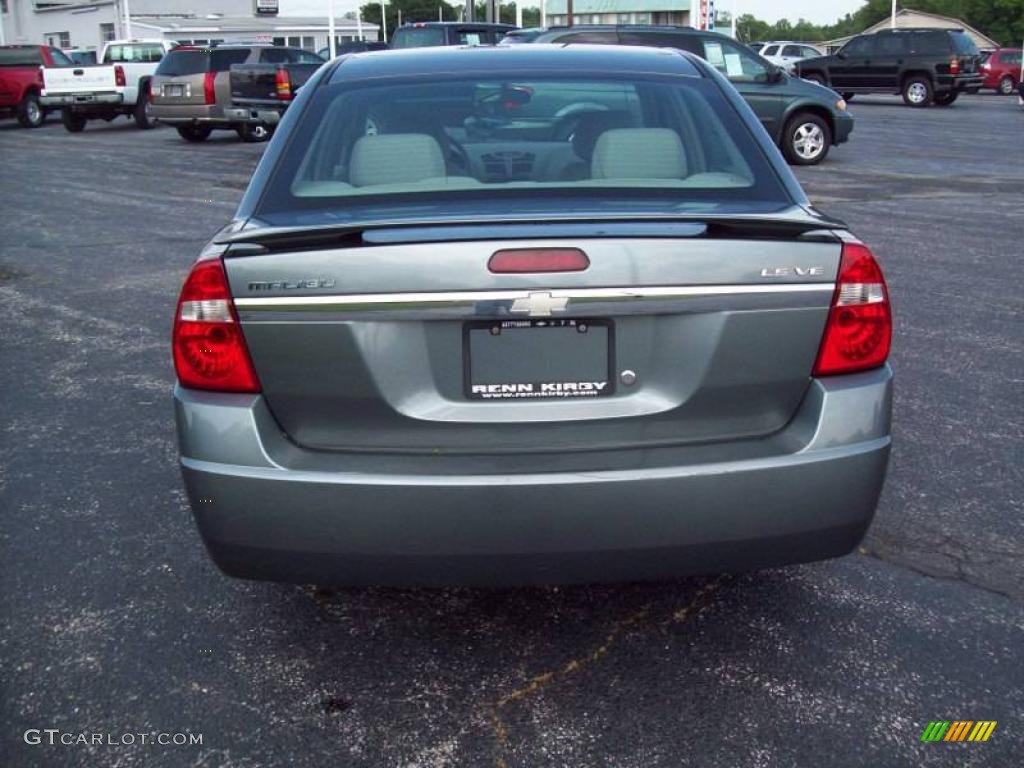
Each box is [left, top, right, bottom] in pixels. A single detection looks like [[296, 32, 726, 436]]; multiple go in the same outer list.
[[255, 0, 279, 16]]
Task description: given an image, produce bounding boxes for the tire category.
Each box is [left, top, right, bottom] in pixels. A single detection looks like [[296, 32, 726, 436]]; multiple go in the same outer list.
[[998, 75, 1015, 96], [803, 73, 827, 86], [902, 76, 933, 107], [176, 125, 212, 143], [236, 123, 271, 143], [61, 108, 87, 133], [781, 112, 831, 166], [133, 83, 156, 129], [933, 91, 958, 106], [841, 93, 854, 101], [16, 90, 44, 128]]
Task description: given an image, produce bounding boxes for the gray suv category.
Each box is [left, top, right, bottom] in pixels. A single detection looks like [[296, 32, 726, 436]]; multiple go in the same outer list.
[[152, 45, 313, 142], [172, 45, 892, 587]]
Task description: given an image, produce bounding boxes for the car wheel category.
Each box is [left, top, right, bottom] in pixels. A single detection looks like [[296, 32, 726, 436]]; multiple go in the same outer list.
[[17, 91, 44, 128], [933, 92, 958, 106], [803, 73, 827, 86], [782, 112, 831, 166], [133, 84, 156, 129], [841, 93, 854, 101], [177, 125, 213, 143], [998, 76, 1015, 96], [237, 123, 271, 143], [61, 108, 87, 133], [902, 76, 933, 107]]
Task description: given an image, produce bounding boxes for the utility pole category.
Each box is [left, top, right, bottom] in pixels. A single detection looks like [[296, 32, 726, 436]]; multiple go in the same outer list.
[[891, 0, 897, 29], [123, 0, 133, 38], [381, 1, 387, 41], [328, 0, 336, 58], [466, 0, 474, 23], [567, 0, 574, 26]]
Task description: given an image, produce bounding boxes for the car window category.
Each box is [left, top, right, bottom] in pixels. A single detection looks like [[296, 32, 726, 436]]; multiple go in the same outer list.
[[762, 45, 779, 56], [0, 48, 44, 66], [781, 45, 802, 57], [49, 48, 74, 67], [210, 49, 252, 71], [950, 32, 979, 56], [876, 35, 910, 56], [257, 73, 791, 219], [457, 31, 485, 46], [293, 50, 325, 64], [1000, 52, 1022, 65], [261, 48, 292, 64], [702, 39, 770, 83], [911, 31, 949, 55], [840, 36, 873, 57], [556, 31, 619, 45], [800, 46, 820, 58], [390, 27, 447, 48]]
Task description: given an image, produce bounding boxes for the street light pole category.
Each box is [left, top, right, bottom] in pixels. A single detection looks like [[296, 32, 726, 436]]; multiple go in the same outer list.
[[567, 0, 574, 27], [381, 1, 387, 41], [328, 0, 336, 58], [891, 0, 897, 29], [123, 0, 133, 38]]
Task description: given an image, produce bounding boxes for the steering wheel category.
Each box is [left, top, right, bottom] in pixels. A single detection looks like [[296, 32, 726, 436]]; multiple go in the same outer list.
[[551, 102, 611, 142]]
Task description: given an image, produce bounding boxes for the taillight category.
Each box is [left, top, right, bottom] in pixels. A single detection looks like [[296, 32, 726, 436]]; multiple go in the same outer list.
[[172, 259, 260, 393], [203, 71, 216, 105], [274, 67, 292, 101], [949, 56, 960, 75], [489, 248, 590, 273], [813, 242, 892, 376], [114, 65, 126, 87]]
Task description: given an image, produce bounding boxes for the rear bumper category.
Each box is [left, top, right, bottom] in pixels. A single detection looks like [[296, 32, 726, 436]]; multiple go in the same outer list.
[[936, 73, 984, 93], [151, 103, 229, 126], [40, 92, 123, 107], [223, 105, 282, 125], [176, 366, 892, 586]]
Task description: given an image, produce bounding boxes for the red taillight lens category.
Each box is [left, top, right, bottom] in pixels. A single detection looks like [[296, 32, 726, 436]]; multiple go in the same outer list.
[[172, 259, 260, 393], [203, 71, 216, 105], [274, 67, 292, 101], [488, 248, 590, 273], [114, 65, 126, 87], [813, 242, 892, 376], [950, 56, 960, 75]]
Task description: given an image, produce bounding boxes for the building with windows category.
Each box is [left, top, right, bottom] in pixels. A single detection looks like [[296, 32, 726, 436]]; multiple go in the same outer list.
[[542, 0, 690, 29], [0, 1, 378, 53]]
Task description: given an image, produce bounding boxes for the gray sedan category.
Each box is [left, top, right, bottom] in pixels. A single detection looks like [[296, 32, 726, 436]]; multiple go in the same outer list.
[[172, 45, 893, 586]]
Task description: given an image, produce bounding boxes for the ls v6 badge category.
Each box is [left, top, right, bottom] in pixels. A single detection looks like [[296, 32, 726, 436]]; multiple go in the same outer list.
[[760, 266, 825, 278]]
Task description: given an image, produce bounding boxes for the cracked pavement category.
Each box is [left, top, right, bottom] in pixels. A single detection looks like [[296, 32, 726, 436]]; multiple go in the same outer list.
[[1, 94, 1022, 767]]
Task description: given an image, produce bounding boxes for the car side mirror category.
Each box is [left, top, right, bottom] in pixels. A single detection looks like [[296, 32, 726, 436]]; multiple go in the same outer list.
[[836, 51, 847, 60], [767, 65, 786, 83]]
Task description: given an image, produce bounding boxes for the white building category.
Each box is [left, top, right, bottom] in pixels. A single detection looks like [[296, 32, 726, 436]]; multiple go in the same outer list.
[[0, 1, 378, 52]]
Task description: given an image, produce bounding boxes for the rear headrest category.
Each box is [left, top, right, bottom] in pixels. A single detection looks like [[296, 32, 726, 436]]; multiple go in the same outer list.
[[571, 110, 637, 161], [591, 128, 687, 180], [349, 133, 446, 187]]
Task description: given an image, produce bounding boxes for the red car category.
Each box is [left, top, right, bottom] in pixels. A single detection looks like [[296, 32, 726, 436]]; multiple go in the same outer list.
[[980, 47, 1023, 95], [0, 44, 73, 128]]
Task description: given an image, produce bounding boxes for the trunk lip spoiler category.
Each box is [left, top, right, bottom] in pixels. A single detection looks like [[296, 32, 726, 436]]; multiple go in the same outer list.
[[215, 209, 847, 248]]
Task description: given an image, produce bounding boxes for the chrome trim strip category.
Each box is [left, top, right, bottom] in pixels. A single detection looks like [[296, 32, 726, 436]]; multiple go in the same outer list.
[[235, 284, 834, 311]]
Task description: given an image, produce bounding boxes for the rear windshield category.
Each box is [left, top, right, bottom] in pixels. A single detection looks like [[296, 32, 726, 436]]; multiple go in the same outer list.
[[0, 48, 42, 67], [255, 74, 791, 220], [155, 48, 250, 76], [950, 31, 979, 56], [390, 28, 447, 49]]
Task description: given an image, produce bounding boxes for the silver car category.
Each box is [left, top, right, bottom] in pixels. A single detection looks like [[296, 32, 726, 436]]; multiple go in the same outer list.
[[172, 45, 893, 586]]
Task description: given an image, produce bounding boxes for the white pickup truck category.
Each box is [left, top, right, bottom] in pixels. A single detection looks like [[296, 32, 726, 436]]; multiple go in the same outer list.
[[40, 39, 175, 132]]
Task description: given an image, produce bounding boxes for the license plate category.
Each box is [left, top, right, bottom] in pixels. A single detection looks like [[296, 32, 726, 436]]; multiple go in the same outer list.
[[465, 319, 614, 401], [165, 84, 184, 97]]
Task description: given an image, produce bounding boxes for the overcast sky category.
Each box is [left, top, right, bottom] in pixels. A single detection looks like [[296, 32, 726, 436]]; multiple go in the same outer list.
[[280, 1, 868, 27]]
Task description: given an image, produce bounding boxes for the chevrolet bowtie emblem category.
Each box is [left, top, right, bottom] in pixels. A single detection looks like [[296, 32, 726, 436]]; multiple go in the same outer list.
[[509, 292, 569, 317]]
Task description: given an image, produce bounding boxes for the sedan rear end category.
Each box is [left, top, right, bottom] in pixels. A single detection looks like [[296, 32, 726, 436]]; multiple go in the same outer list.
[[172, 46, 892, 586]]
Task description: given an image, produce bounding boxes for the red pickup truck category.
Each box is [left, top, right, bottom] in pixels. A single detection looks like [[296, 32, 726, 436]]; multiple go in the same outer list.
[[0, 45, 73, 128]]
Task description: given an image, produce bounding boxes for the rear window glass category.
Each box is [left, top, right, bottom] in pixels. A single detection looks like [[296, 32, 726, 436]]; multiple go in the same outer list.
[[950, 32, 979, 56], [49, 48, 74, 66], [155, 48, 249, 76], [0, 48, 42, 67], [390, 28, 447, 49], [104, 43, 165, 63], [911, 31, 950, 54], [256, 74, 790, 219]]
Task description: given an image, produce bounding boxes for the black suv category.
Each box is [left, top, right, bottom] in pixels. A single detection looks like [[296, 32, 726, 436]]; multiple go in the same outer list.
[[389, 22, 517, 49], [795, 28, 983, 107]]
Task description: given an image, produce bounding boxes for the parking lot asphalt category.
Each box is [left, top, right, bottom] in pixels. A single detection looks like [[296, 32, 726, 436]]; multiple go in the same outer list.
[[1, 94, 1022, 768]]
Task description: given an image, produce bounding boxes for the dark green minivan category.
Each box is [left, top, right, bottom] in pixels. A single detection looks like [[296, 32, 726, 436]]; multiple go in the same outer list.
[[534, 26, 854, 165]]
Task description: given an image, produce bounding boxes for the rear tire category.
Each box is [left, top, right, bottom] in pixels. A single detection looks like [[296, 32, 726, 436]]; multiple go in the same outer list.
[[133, 83, 156, 129], [933, 91, 958, 106], [998, 75, 1015, 95], [61, 108, 87, 133], [17, 91, 44, 128], [841, 92, 854, 101], [781, 112, 831, 166], [236, 123, 271, 143], [176, 125, 212, 143], [902, 76, 933, 107]]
